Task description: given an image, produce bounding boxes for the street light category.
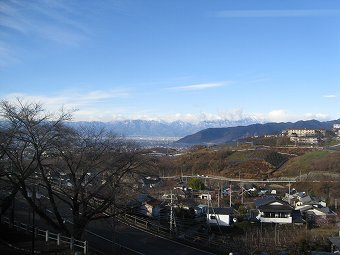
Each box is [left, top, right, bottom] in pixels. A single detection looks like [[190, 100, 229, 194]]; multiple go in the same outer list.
[[27, 185, 42, 255]]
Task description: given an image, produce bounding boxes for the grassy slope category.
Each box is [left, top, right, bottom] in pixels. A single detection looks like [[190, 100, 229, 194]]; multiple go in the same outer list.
[[162, 148, 289, 179], [274, 150, 340, 177]]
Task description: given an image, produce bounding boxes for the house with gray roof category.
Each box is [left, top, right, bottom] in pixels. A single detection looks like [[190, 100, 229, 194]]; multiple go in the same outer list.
[[255, 197, 295, 224]]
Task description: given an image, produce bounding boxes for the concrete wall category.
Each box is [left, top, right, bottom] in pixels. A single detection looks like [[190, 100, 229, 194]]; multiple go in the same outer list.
[[260, 217, 292, 224]]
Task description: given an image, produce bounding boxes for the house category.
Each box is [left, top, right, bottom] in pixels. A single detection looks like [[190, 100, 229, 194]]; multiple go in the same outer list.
[[243, 183, 257, 192], [207, 207, 234, 227], [162, 189, 186, 200], [255, 197, 295, 224], [142, 198, 164, 219], [191, 190, 213, 200], [128, 194, 165, 219], [258, 189, 270, 196], [285, 189, 328, 208], [194, 204, 208, 216], [140, 175, 162, 189], [305, 207, 337, 226]]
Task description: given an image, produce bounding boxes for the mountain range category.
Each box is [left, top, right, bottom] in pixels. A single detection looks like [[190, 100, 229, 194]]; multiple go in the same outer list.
[[177, 119, 340, 145], [67, 118, 258, 137]]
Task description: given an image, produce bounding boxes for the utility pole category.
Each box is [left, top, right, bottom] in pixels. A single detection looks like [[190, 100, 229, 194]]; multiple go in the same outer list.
[[241, 185, 244, 205], [31, 186, 35, 255], [169, 190, 176, 236], [112, 194, 116, 252], [221, 183, 223, 200], [288, 182, 291, 205], [274, 223, 277, 246], [335, 199, 338, 210], [300, 169, 302, 182], [217, 184, 220, 208], [28, 159, 40, 255], [207, 192, 210, 233], [170, 190, 173, 233], [229, 183, 232, 207]]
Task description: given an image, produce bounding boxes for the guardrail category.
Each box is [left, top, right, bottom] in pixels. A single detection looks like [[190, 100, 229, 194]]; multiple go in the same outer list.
[[2, 217, 88, 254], [116, 213, 223, 254], [118, 213, 170, 235]]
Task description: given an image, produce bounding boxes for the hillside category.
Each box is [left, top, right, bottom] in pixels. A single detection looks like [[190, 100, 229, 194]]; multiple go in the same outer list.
[[274, 150, 340, 180], [177, 119, 340, 145], [156, 145, 340, 181], [157, 147, 291, 179]]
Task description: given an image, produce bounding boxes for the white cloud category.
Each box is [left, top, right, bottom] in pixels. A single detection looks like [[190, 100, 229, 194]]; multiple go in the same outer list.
[[323, 94, 338, 98], [117, 109, 332, 123], [59, 108, 335, 123], [72, 109, 248, 123], [0, 93, 334, 123], [3, 89, 130, 117], [168, 82, 227, 91], [304, 113, 330, 120], [214, 9, 340, 18], [73, 109, 128, 122], [251, 109, 331, 123]]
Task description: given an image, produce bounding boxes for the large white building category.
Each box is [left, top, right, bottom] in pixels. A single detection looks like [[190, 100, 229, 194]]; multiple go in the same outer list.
[[284, 128, 325, 137], [333, 124, 340, 129], [289, 136, 321, 145], [333, 124, 340, 137]]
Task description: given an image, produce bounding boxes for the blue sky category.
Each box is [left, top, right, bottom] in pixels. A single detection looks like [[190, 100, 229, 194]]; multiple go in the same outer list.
[[1, 0, 340, 122]]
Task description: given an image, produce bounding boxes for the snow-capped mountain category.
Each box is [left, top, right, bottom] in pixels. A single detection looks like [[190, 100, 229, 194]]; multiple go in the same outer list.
[[68, 118, 260, 137]]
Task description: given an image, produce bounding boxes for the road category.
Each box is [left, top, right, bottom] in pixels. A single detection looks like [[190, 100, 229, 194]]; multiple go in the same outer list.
[[6, 195, 217, 255], [162, 174, 297, 183], [87, 218, 216, 255]]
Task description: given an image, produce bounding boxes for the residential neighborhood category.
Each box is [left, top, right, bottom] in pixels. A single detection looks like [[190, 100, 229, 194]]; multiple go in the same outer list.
[[118, 170, 339, 254]]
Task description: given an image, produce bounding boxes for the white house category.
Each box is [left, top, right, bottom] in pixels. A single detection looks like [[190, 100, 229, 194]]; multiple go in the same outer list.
[[192, 191, 212, 201], [255, 197, 294, 224], [141, 198, 164, 219], [207, 208, 233, 227], [128, 194, 164, 219]]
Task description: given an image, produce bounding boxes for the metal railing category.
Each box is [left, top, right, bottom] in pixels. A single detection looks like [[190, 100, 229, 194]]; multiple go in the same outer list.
[[2, 216, 88, 254]]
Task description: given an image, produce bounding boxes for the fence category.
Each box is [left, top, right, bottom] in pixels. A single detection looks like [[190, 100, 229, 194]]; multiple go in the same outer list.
[[119, 213, 170, 235], [2, 216, 88, 254], [117, 212, 230, 253]]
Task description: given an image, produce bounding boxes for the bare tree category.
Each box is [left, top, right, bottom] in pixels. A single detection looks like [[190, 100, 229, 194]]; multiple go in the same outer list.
[[0, 99, 148, 239]]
